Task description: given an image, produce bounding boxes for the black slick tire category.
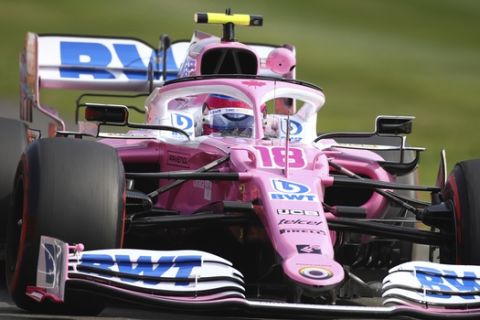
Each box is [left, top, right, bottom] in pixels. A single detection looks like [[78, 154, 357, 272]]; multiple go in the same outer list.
[[443, 159, 480, 264], [0, 118, 28, 243], [5, 138, 125, 315]]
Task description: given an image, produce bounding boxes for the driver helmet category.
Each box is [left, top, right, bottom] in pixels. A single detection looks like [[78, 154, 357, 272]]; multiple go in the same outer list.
[[203, 94, 254, 137]]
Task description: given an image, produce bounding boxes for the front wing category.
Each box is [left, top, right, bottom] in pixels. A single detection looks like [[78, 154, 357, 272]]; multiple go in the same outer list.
[[27, 236, 480, 319]]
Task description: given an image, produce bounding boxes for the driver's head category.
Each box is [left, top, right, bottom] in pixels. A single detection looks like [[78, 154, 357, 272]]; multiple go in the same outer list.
[[202, 94, 254, 137]]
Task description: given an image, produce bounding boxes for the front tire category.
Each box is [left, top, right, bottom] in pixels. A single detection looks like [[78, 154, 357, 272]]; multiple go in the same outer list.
[[5, 138, 125, 315], [443, 159, 480, 264]]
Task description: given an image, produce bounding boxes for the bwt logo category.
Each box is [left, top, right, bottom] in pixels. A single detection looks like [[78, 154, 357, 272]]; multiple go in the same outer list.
[[270, 179, 318, 202], [59, 41, 177, 80], [415, 266, 480, 300], [171, 113, 194, 132], [79, 254, 201, 286], [272, 179, 309, 193], [280, 119, 303, 136]]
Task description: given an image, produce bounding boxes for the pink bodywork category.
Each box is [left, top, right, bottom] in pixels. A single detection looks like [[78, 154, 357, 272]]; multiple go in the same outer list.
[[102, 77, 392, 290]]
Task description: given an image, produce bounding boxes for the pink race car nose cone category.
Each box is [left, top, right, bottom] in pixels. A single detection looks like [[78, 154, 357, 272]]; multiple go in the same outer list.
[[266, 47, 296, 75]]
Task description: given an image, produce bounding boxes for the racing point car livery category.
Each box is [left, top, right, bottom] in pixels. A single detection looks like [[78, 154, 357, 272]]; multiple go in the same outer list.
[[2, 10, 480, 319]]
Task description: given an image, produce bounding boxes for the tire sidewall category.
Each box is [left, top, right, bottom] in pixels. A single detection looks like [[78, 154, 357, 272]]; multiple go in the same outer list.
[[0, 118, 28, 243], [443, 160, 480, 264], [5, 138, 125, 314]]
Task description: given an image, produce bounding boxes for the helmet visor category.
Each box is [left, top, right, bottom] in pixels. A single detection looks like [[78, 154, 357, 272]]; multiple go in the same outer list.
[[204, 107, 254, 137]]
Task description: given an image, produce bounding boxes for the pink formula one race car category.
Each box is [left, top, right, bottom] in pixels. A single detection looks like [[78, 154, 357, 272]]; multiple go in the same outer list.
[[1, 10, 480, 319]]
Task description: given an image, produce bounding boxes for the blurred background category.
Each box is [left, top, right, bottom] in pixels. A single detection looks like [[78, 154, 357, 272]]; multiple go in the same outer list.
[[0, 0, 479, 184]]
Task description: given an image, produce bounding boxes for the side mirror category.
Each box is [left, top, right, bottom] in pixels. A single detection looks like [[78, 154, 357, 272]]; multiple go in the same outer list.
[[375, 116, 414, 135], [84, 103, 129, 125]]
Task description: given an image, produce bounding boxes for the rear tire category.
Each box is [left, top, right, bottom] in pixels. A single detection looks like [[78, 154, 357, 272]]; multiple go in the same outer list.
[[5, 138, 125, 315], [0, 118, 27, 285], [442, 159, 480, 264], [0, 118, 28, 243]]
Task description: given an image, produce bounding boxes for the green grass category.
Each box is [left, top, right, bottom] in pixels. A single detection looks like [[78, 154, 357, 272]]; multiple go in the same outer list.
[[1, 0, 479, 184]]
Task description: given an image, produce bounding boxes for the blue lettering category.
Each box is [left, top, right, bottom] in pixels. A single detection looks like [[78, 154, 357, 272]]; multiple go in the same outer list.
[[415, 267, 480, 300], [270, 193, 317, 202], [60, 42, 114, 79], [114, 44, 154, 80], [415, 267, 452, 299], [443, 270, 480, 300], [116, 255, 174, 285], [113, 44, 178, 80], [173, 255, 202, 286], [59, 41, 179, 81], [78, 254, 201, 286], [284, 194, 306, 201], [79, 254, 115, 278]]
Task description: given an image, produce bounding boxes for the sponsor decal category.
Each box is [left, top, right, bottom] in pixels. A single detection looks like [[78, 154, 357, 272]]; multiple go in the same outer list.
[[280, 118, 303, 136], [270, 179, 318, 202], [193, 180, 212, 201], [299, 266, 333, 280], [241, 80, 266, 88], [278, 218, 322, 226], [79, 254, 201, 286], [272, 180, 309, 193], [270, 192, 317, 202], [170, 112, 194, 138], [58, 40, 177, 80], [171, 113, 194, 131], [296, 244, 322, 254], [178, 56, 196, 77], [415, 266, 480, 299], [167, 152, 189, 168], [277, 209, 320, 216], [279, 228, 326, 235], [209, 107, 253, 116]]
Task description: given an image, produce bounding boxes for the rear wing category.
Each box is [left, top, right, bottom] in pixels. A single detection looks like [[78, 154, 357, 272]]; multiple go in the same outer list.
[[20, 32, 294, 129], [33, 34, 188, 90], [20, 33, 189, 124]]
